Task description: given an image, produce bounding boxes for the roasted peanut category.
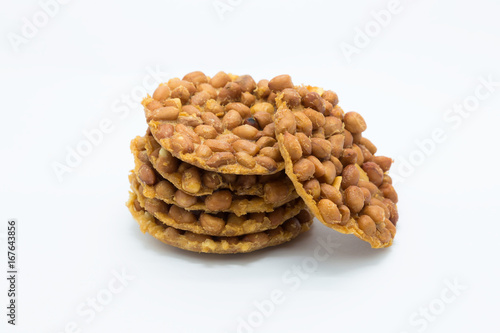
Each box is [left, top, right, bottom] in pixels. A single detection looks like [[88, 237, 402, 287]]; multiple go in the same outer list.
[[147, 106, 179, 122], [206, 152, 236, 167], [155, 123, 174, 139], [204, 139, 233, 152], [344, 112, 367, 134], [358, 144, 373, 163], [303, 179, 321, 199], [380, 183, 398, 203], [253, 111, 273, 128], [339, 205, 351, 225], [360, 187, 372, 205], [351, 144, 364, 165], [282, 88, 301, 107], [235, 152, 257, 168], [358, 215, 376, 236], [190, 91, 211, 106], [170, 85, 190, 103], [303, 108, 326, 129], [146, 99, 163, 111], [383, 198, 399, 225], [153, 84, 171, 101], [205, 99, 224, 114], [222, 110, 243, 130], [205, 190, 232, 211], [362, 205, 385, 224], [302, 92, 325, 113], [155, 180, 176, 199], [138, 164, 156, 185], [306, 155, 325, 178], [255, 155, 277, 171], [372, 156, 393, 172], [330, 156, 343, 175], [234, 75, 256, 93], [268, 74, 293, 91], [195, 144, 213, 158], [344, 186, 365, 213], [194, 125, 218, 139], [225, 102, 251, 119], [256, 136, 276, 149], [170, 133, 194, 154], [294, 111, 313, 136], [232, 140, 259, 156], [340, 148, 358, 165], [251, 102, 274, 114], [178, 115, 203, 127], [329, 134, 344, 158], [324, 116, 342, 137], [275, 108, 296, 134], [318, 199, 341, 224], [181, 167, 202, 194], [358, 179, 380, 196], [198, 83, 217, 99], [293, 158, 315, 181], [341, 164, 360, 189], [183, 71, 208, 84], [321, 90, 338, 106], [210, 71, 231, 88], [218, 82, 242, 105], [241, 92, 256, 106], [202, 172, 221, 189], [156, 150, 179, 174], [319, 161, 336, 184], [175, 124, 201, 144], [296, 133, 312, 155], [256, 79, 271, 98], [383, 174, 392, 185], [181, 105, 201, 117], [200, 111, 223, 133], [144, 198, 167, 214], [262, 123, 276, 138], [311, 138, 332, 159], [233, 125, 259, 140], [362, 162, 384, 186], [199, 213, 225, 234], [264, 181, 290, 204], [283, 132, 303, 162], [296, 209, 313, 224], [173, 190, 197, 208], [320, 184, 342, 205]]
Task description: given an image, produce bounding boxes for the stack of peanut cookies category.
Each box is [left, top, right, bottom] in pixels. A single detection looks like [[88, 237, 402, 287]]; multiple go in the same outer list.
[[126, 71, 399, 254]]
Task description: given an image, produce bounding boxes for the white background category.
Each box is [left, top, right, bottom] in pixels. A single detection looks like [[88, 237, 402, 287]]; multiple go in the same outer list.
[[1, 0, 499, 332]]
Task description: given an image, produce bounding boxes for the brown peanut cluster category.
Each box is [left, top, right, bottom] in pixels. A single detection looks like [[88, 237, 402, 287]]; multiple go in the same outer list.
[[126, 71, 400, 253], [274, 86, 398, 248]]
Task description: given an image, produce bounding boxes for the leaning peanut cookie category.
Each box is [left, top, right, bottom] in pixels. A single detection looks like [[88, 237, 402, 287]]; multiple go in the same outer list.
[[143, 71, 287, 175], [274, 88, 399, 248], [127, 191, 312, 253]]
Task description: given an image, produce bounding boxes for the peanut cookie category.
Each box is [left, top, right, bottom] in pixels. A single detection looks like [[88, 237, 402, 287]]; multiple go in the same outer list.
[[129, 181, 306, 237], [274, 90, 399, 248], [143, 72, 289, 175], [127, 192, 313, 253]]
